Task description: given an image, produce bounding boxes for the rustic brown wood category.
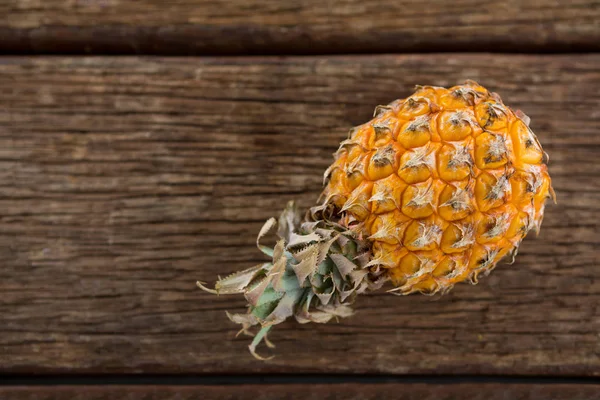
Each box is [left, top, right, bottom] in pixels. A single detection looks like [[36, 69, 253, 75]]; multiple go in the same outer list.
[[0, 55, 599, 375], [2, 384, 600, 400], [1, 1, 599, 54]]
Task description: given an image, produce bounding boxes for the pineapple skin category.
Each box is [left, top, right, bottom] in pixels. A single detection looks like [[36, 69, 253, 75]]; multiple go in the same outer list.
[[320, 81, 553, 295]]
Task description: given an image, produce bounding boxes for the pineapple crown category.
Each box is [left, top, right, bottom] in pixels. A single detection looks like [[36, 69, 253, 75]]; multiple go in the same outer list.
[[198, 201, 385, 359]]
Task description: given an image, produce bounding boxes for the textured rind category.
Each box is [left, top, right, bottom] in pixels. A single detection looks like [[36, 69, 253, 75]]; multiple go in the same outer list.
[[319, 81, 553, 295]]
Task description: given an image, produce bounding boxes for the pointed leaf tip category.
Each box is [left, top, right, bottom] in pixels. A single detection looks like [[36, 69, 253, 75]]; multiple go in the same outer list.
[[257, 217, 277, 256], [214, 263, 269, 294], [264, 334, 276, 349], [196, 281, 218, 294], [248, 325, 275, 361]]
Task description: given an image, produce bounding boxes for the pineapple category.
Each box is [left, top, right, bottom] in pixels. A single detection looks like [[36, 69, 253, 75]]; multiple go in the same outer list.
[[199, 81, 554, 359]]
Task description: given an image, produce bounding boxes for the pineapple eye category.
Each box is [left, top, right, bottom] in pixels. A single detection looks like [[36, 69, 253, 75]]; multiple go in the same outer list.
[[475, 101, 508, 130], [510, 119, 544, 167], [368, 212, 404, 246], [372, 123, 390, 140], [437, 110, 473, 141], [506, 211, 532, 240], [438, 184, 474, 221], [437, 143, 473, 182], [475, 205, 516, 244], [397, 97, 430, 119], [398, 144, 436, 184], [441, 222, 475, 253], [398, 252, 423, 275], [403, 218, 444, 251], [475, 172, 510, 212], [509, 170, 536, 207], [412, 278, 439, 295], [367, 144, 398, 181], [369, 174, 406, 215], [402, 182, 435, 219], [468, 244, 501, 277], [432, 256, 456, 278], [475, 132, 508, 170], [340, 181, 374, 221], [397, 115, 432, 148]]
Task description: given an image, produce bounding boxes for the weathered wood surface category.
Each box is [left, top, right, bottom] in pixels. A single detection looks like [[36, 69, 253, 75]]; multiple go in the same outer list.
[[1, 1, 599, 54], [0, 55, 599, 375], [2, 384, 600, 400]]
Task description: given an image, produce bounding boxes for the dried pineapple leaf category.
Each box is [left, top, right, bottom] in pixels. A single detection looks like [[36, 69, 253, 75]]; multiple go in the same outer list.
[[315, 286, 334, 305], [339, 288, 356, 302], [294, 292, 315, 324], [196, 281, 218, 294], [354, 252, 371, 268], [367, 275, 389, 291], [292, 243, 319, 262], [271, 238, 284, 260], [268, 255, 288, 292], [244, 276, 273, 307], [277, 201, 301, 242], [257, 217, 277, 256], [297, 310, 335, 324], [315, 228, 335, 240], [226, 311, 259, 328], [295, 291, 348, 324], [291, 245, 319, 286], [349, 269, 369, 287], [249, 325, 274, 361], [264, 334, 276, 349], [322, 163, 337, 186], [200, 201, 380, 359], [336, 234, 351, 249], [301, 221, 321, 232], [295, 298, 336, 324], [331, 267, 344, 293], [209, 263, 269, 294], [317, 303, 354, 319], [309, 270, 325, 289], [329, 253, 358, 278], [287, 232, 322, 249], [317, 235, 340, 265], [263, 289, 304, 326]]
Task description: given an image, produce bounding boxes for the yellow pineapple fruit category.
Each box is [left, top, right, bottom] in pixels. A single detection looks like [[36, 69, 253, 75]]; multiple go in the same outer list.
[[199, 81, 554, 358]]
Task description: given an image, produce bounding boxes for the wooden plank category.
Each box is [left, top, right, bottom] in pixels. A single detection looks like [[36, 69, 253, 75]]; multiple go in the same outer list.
[[2, 384, 600, 400], [0, 55, 599, 375], [1, 1, 599, 54]]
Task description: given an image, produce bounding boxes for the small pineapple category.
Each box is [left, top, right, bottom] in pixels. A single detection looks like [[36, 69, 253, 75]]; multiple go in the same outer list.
[[199, 81, 554, 358]]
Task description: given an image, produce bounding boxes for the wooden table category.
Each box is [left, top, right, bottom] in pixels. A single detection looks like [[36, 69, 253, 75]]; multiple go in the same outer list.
[[1, 1, 599, 399]]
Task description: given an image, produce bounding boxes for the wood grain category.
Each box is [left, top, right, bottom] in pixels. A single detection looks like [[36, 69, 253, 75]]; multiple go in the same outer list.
[[1, 1, 599, 54], [0, 55, 599, 375], [2, 384, 600, 400]]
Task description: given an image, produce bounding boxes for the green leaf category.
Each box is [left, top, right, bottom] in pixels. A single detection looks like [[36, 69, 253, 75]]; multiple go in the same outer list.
[[251, 300, 278, 320], [254, 287, 284, 307]]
